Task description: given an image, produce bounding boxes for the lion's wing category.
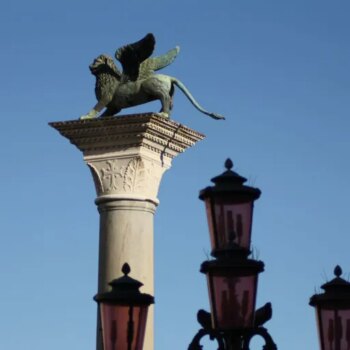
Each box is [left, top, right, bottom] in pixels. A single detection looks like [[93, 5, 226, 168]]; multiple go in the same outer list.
[[115, 33, 155, 81], [138, 46, 180, 80]]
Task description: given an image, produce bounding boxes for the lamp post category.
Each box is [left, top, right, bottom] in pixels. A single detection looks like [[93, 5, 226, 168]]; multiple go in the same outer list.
[[189, 159, 277, 350], [310, 265, 350, 350], [94, 263, 154, 350], [92, 159, 350, 350]]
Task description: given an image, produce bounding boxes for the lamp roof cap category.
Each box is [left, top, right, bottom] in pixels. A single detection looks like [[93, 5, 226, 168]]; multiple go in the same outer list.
[[210, 159, 248, 185], [309, 265, 350, 307], [94, 263, 154, 305], [199, 158, 261, 201], [320, 265, 350, 292]]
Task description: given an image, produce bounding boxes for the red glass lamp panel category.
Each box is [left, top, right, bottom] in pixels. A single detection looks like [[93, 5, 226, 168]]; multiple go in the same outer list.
[[100, 304, 148, 350], [205, 197, 253, 251], [207, 271, 258, 330], [316, 307, 350, 350]]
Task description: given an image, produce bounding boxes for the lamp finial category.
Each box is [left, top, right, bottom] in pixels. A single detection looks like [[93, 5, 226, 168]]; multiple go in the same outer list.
[[122, 263, 131, 276], [334, 265, 342, 277], [225, 158, 233, 170]]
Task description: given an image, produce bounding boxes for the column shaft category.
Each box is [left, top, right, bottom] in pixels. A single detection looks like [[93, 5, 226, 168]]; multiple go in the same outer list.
[[96, 198, 156, 350]]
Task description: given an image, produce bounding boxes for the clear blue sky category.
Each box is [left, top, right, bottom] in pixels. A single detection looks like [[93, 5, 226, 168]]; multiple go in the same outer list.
[[1, 1, 350, 349]]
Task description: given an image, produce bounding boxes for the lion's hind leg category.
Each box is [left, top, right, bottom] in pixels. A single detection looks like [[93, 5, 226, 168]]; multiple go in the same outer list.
[[142, 76, 172, 118], [159, 94, 172, 116], [154, 91, 173, 118]]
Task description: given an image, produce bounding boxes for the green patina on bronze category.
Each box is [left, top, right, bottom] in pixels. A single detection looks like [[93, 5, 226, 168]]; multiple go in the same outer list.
[[80, 33, 224, 121]]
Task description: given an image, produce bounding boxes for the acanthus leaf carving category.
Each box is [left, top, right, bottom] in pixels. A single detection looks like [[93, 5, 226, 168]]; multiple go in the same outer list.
[[123, 157, 146, 193], [87, 156, 165, 198]]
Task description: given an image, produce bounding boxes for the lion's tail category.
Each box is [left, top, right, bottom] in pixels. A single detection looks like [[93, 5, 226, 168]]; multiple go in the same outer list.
[[171, 77, 225, 120]]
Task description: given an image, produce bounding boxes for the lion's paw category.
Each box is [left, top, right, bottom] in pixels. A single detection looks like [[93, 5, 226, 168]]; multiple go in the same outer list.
[[80, 114, 97, 120]]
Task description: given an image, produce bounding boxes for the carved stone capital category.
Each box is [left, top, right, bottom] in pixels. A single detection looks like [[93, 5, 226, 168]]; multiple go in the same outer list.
[[87, 155, 164, 202], [50, 113, 205, 202]]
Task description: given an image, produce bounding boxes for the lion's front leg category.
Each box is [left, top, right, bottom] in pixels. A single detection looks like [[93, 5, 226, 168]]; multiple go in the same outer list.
[[80, 109, 99, 120], [80, 100, 109, 120]]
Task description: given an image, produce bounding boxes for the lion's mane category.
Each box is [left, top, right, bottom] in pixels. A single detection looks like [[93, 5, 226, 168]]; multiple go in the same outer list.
[[92, 55, 120, 103]]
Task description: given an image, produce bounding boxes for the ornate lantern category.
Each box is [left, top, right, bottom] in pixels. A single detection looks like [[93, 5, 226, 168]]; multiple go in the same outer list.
[[201, 258, 264, 330], [94, 263, 154, 350], [189, 158, 276, 350], [310, 265, 350, 350], [199, 159, 261, 257]]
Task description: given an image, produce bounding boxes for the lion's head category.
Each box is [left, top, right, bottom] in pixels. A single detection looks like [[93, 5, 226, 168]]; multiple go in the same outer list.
[[89, 54, 120, 78]]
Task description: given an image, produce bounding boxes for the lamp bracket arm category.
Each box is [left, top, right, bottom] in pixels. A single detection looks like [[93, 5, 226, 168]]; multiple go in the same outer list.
[[188, 328, 225, 350], [242, 327, 277, 350]]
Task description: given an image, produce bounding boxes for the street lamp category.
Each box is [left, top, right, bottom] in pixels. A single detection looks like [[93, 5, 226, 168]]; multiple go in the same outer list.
[[199, 158, 261, 258], [310, 265, 350, 350], [94, 263, 154, 350], [189, 159, 276, 350]]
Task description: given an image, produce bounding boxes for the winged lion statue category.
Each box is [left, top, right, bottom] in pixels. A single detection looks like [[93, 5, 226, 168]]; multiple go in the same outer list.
[[80, 33, 224, 120]]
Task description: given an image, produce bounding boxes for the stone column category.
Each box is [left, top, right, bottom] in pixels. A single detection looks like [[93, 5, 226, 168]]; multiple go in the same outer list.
[[49, 113, 204, 350]]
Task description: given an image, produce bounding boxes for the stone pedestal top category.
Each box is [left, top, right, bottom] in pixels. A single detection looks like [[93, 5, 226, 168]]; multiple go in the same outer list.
[[49, 113, 205, 158], [50, 113, 205, 202]]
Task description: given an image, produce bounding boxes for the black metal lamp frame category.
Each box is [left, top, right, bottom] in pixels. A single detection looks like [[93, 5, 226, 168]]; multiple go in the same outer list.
[[188, 324, 277, 350]]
